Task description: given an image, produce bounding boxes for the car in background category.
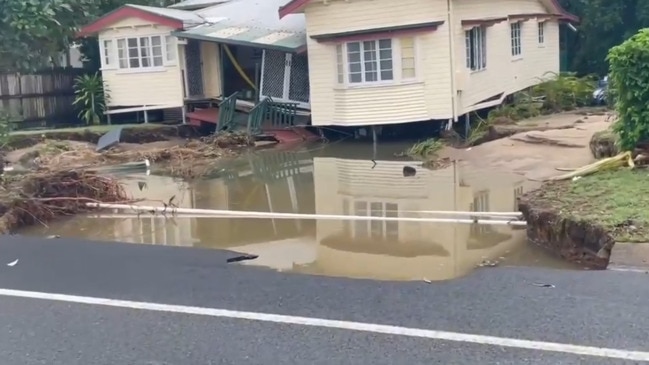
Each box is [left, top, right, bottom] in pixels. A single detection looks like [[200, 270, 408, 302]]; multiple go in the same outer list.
[[593, 75, 608, 105]]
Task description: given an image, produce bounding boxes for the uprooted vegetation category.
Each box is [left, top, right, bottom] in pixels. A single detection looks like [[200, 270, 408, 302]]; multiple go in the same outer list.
[[401, 138, 452, 169], [8, 132, 254, 178], [0, 170, 128, 234]]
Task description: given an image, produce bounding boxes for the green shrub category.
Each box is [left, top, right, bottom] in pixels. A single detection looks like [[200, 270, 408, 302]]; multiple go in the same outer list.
[[530, 72, 596, 112], [607, 28, 649, 151], [73, 73, 110, 125]]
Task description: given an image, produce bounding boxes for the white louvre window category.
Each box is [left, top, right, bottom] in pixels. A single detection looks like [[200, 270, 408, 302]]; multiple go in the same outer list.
[[101, 39, 115, 68], [336, 44, 344, 84], [538, 21, 545, 44], [511, 22, 522, 56], [165, 35, 177, 62], [346, 39, 394, 84], [400, 37, 416, 79], [465, 26, 486, 71]]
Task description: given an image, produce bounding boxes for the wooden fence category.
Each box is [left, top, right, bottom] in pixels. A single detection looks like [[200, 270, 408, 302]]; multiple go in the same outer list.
[[0, 68, 87, 129]]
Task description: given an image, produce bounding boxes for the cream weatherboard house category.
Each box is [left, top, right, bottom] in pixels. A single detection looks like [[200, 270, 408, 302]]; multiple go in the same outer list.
[[279, 0, 578, 127]]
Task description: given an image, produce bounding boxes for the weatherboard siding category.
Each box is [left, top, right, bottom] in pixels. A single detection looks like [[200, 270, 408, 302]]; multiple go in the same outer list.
[[453, 0, 560, 114], [303, 0, 452, 126], [98, 17, 184, 108]]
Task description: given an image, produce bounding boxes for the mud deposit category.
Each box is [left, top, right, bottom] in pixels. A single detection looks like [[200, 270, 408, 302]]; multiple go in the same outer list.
[[4, 125, 191, 151], [519, 189, 614, 269]]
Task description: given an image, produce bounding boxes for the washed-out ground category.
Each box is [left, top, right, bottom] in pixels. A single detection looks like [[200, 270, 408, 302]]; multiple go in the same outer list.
[[448, 109, 649, 270]]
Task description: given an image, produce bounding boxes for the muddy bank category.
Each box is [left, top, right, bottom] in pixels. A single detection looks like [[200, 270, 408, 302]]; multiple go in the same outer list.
[[518, 191, 614, 269], [0, 170, 127, 234], [4, 125, 190, 151]]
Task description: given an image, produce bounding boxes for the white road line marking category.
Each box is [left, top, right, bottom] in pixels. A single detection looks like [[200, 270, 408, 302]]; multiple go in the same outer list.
[[0, 288, 647, 361]]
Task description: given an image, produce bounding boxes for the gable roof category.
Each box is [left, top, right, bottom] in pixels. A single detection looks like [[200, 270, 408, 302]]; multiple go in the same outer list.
[[78, 4, 205, 36], [278, 0, 579, 22]]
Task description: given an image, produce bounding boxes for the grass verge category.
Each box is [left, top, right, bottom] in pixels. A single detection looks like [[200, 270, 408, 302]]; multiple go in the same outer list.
[[532, 169, 649, 242]]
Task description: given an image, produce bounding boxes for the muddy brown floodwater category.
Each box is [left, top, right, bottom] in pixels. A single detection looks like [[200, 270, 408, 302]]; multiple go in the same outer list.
[[21, 141, 580, 281]]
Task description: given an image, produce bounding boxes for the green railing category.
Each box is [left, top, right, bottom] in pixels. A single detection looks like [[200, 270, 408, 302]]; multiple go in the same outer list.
[[217, 92, 239, 132], [246, 97, 300, 136]]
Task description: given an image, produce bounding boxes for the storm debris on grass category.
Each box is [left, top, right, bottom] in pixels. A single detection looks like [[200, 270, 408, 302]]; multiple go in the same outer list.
[[0, 170, 128, 234], [18, 132, 253, 178]]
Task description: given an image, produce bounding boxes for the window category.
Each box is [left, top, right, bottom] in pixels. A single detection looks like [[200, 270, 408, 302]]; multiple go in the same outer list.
[[115, 35, 165, 70], [537, 21, 545, 44], [102, 40, 115, 68], [513, 185, 524, 210], [336, 44, 344, 84], [165, 35, 176, 62], [346, 39, 393, 84], [465, 26, 487, 71], [400, 37, 416, 79], [510, 22, 522, 56], [470, 191, 492, 235], [351, 200, 398, 240]]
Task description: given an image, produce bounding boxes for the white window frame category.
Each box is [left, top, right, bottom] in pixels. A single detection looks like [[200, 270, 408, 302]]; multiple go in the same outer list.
[[335, 37, 418, 87], [465, 26, 487, 71], [99, 33, 178, 73], [537, 21, 545, 45], [510, 22, 522, 57], [344, 199, 399, 240]]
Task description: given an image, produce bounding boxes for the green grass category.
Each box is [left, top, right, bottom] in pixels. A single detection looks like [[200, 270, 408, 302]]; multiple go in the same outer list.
[[537, 169, 649, 242], [10, 123, 168, 136]]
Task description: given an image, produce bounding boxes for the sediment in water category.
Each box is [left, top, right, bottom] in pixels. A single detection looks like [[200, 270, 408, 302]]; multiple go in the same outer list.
[[518, 190, 615, 269]]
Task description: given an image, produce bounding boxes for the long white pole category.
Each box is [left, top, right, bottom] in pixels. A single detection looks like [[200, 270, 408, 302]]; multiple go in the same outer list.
[[85, 203, 526, 226]]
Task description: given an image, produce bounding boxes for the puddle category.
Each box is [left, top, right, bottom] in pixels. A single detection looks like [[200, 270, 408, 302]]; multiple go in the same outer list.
[[20, 142, 580, 281]]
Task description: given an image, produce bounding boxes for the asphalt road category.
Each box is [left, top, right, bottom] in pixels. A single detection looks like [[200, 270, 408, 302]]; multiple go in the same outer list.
[[0, 235, 648, 365]]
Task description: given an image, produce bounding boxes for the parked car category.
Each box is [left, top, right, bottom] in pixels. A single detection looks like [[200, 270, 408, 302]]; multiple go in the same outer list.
[[593, 76, 608, 105]]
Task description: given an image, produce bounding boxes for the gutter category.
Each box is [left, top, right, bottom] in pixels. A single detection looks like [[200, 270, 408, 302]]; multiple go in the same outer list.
[[446, 0, 458, 123]]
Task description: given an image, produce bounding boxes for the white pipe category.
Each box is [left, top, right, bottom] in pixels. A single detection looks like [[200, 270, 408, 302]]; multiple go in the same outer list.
[[85, 203, 527, 226]]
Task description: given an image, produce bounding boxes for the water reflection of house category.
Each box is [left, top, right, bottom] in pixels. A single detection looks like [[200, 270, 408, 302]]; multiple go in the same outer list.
[[308, 157, 527, 280], [107, 151, 315, 248]]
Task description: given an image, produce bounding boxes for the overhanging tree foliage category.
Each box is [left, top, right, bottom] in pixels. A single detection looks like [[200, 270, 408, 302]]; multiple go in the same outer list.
[[607, 28, 649, 151], [0, 0, 180, 72], [559, 0, 649, 76]]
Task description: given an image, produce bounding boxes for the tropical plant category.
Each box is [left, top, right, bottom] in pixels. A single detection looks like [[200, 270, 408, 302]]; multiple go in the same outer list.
[[607, 28, 649, 151], [0, 112, 12, 150], [530, 72, 596, 112], [73, 73, 109, 125]]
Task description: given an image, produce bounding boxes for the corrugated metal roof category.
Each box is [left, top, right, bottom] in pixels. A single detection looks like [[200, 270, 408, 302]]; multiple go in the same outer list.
[[168, 0, 231, 10], [126, 4, 206, 26], [174, 0, 305, 52]]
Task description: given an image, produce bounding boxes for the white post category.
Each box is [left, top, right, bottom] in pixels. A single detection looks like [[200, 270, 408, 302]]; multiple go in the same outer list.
[[143, 106, 149, 124]]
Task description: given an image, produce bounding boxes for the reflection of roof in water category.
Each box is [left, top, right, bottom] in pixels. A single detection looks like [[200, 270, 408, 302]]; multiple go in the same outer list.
[[320, 233, 450, 257]]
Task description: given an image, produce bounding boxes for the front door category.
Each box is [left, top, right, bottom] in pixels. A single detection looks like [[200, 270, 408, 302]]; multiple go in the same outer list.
[[260, 50, 310, 108]]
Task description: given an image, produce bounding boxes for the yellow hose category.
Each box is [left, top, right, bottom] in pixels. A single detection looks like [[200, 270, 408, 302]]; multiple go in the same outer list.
[[222, 44, 257, 91]]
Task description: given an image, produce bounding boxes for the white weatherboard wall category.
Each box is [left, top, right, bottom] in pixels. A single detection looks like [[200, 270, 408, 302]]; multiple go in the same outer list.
[[303, 0, 452, 126], [453, 0, 560, 114], [312, 158, 525, 280], [98, 17, 184, 109]]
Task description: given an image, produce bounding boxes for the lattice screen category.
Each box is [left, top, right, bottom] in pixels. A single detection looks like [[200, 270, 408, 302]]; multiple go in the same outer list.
[[261, 50, 286, 99], [289, 53, 310, 103], [185, 39, 203, 97]]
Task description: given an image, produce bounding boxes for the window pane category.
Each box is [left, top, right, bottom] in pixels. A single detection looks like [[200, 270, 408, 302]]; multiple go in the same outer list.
[[151, 36, 161, 46], [127, 38, 138, 47], [349, 63, 361, 73], [363, 50, 376, 63], [380, 60, 392, 71], [379, 49, 391, 60], [128, 47, 138, 58], [380, 70, 393, 80], [152, 45, 163, 57], [347, 42, 360, 52], [165, 35, 176, 61], [362, 40, 376, 51], [129, 58, 140, 68], [400, 37, 413, 48], [347, 51, 361, 63], [349, 73, 362, 83], [378, 39, 391, 49], [140, 37, 151, 67], [153, 55, 163, 66], [402, 69, 415, 78]]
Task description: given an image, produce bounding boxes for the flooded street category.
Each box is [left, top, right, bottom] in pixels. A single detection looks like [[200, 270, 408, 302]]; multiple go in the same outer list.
[[21, 142, 578, 281]]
